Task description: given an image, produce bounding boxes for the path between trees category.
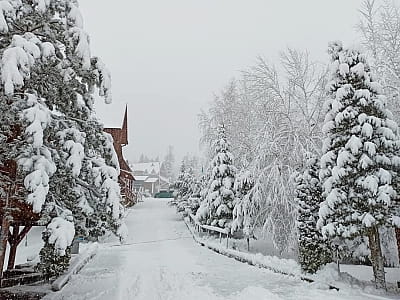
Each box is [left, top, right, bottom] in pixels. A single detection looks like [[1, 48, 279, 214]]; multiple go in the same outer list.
[[47, 198, 393, 300]]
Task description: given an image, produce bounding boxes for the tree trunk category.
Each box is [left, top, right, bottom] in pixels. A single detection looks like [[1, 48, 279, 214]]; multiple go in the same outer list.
[[396, 228, 400, 264], [367, 226, 386, 290], [7, 225, 19, 270], [0, 217, 10, 282]]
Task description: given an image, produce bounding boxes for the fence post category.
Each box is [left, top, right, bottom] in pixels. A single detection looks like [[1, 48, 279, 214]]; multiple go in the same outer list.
[[336, 248, 341, 275]]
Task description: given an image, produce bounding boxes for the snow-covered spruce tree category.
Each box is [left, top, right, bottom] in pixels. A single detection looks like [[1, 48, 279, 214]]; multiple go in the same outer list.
[[200, 125, 236, 228], [187, 175, 204, 215], [318, 41, 400, 289], [0, 0, 125, 275], [231, 170, 256, 237], [173, 162, 195, 214], [174, 162, 189, 199], [195, 171, 210, 222], [36, 211, 74, 279], [295, 153, 331, 274]]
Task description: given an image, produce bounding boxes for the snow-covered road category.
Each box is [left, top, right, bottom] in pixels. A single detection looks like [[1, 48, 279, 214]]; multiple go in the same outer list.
[[48, 198, 393, 300]]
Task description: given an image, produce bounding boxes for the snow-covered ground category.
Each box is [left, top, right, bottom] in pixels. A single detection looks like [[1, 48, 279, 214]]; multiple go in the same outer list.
[[194, 224, 400, 287], [46, 198, 399, 300]]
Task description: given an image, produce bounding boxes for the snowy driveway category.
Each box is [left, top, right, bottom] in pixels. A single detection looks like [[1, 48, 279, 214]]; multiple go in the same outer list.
[[48, 198, 393, 300]]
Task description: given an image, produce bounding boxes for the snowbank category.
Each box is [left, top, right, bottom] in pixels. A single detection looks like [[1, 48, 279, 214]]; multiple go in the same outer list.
[[51, 243, 98, 291], [184, 217, 340, 290]]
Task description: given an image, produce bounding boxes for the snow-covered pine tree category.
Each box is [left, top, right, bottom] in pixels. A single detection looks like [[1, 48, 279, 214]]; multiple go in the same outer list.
[[186, 175, 204, 215], [174, 162, 189, 199], [0, 0, 125, 275], [295, 153, 331, 274], [173, 161, 195, 214], [195, 171, 210, 223], [231, 170, 256, 237], [201, 124, 236, 228], [36, 211, 75, 278], [318, 41, 400, 289]]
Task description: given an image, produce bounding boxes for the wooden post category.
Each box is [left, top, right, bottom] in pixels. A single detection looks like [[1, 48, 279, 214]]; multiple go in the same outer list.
[[226, 234, 229, 248], [247, 237, 250, 252], [336, 248, 340, 275], [7, 225, 19, 270]]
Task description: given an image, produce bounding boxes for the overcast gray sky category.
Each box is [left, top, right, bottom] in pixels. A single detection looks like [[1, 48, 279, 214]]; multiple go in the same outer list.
[[79, 0, 364, 163]]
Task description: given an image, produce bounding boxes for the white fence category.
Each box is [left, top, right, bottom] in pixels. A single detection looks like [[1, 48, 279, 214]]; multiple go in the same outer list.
[[188, 214, 230, 247]]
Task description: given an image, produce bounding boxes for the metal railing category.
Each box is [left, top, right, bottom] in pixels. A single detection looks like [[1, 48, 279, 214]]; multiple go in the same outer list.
[[188, 214, 230, 248]]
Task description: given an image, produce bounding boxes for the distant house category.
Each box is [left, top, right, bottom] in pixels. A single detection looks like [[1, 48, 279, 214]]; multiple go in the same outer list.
[[131, 162, 170, 196], [104, 106, 136, 206], [133, 162, 161, 176]]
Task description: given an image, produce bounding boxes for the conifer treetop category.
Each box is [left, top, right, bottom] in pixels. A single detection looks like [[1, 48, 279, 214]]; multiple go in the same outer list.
[[319, 41, 400, 239]]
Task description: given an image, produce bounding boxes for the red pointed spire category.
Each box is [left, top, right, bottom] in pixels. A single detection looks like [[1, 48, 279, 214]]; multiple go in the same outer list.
[[121, 105, 128, 145]]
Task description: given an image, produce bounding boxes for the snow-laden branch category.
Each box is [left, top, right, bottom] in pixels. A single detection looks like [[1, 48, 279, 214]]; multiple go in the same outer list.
[[46, 215, 75, 256], [19, 94, 56, 212]]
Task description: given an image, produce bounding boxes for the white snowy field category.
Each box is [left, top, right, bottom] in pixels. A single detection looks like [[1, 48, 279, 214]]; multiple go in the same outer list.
[[46, 198, 398, 300]]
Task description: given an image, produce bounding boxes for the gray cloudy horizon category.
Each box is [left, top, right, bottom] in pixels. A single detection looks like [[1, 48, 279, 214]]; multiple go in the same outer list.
[[79, 0, 364, 163]]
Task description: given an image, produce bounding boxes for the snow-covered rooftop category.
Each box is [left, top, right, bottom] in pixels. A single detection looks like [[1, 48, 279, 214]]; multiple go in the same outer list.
[[131, 162, 161, 174], [134, 175, 148, 181], [144, 177, 158, 183]]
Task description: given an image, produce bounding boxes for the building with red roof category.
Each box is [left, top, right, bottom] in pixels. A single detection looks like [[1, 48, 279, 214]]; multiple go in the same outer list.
[[104, 106, 136, 206]]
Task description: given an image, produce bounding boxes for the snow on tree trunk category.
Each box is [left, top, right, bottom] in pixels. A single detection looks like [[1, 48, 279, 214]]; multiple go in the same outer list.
[[318, 41, 400, 289]]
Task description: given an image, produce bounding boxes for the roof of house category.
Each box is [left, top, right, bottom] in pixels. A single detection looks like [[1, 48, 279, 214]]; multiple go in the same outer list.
[[104, 105, 128, 146], [103, 105, 133, 179], [131, 162, 161, 174], [134, 175, 148, 181], [144, 177, 158, 183]]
